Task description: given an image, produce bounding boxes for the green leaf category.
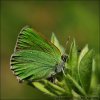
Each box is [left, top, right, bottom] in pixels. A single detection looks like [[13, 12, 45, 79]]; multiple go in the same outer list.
[[78, 44, 89, 65], [78, 49, 94, 93], [32, 80, 68, 96], [64, 74, 86, 96], [32, 81, 56, 96], [68, 39, 78, 81], [92, 84, 100, 98], [44, 80, 67, 96], [51, 33, 65, 54]]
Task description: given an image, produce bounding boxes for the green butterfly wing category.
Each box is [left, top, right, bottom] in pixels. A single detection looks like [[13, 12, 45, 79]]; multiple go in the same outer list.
[[15, 26, 61, 60], [10, 26, 61, 81]]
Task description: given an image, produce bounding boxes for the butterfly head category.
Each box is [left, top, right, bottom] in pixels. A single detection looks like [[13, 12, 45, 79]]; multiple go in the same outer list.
[[61, 54, 68, 62]]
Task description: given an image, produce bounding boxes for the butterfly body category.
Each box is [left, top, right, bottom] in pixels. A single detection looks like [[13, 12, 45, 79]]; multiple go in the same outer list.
[[10, 26, 67, 82]]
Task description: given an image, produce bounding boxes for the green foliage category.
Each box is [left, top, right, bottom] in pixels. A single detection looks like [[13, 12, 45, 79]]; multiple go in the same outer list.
[[51, 32, 65, 54], [78, 49, 94, 93], [31, 33, 96, 99], [68, 39, 78, 82]]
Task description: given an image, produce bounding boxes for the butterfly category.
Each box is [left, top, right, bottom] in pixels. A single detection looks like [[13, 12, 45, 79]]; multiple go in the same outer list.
[[10, 26, 68, 82]]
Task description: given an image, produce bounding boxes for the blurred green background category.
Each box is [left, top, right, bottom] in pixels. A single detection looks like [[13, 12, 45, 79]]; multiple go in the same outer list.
[[1, 1, 99, 100]]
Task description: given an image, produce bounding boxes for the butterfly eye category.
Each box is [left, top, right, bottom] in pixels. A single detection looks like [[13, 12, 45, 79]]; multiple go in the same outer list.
[[61, 54, 68, 62]]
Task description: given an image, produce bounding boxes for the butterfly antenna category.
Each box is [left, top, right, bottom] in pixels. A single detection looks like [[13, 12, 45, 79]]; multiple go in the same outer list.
[[65, 36, 70, 53]]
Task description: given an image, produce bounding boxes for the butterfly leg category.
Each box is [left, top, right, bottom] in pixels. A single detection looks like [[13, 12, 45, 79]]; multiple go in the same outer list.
[[47, 75, 56, 83]]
